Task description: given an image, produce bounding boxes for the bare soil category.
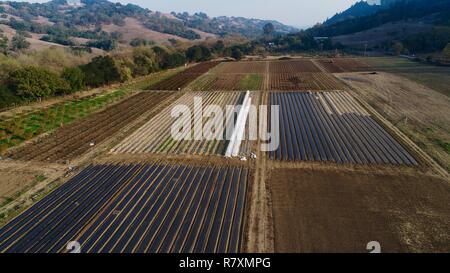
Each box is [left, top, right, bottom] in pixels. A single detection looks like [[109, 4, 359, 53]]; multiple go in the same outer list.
[[315, 58, 371, 73], [149, 62, 220, 91], [269, 166, 450, 253], [0, 160, 65, 204], [269, 73, 345, 91], [269, 59, 321, 73]]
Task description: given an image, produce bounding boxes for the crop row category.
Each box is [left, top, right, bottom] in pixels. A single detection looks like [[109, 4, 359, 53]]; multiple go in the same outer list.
[[191, 74, 264, 91], [148, 62, 221, 91], [112, 91, 257, 156], [269, 91, 418, 165], [217, 61, 267, 74], [0, 163, 248, 253], [317, 58, 371, 73], [269, 60, 321, 73], [7, 92, 174, 163], [269, 73, 345, 91]]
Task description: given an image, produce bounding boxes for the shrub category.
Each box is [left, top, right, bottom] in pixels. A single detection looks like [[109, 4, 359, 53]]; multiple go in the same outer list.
[[231, 47, 244, 60], [11, 34, 30, 52], [61, 67, 85, 93], [8, 67, 69, 99], [132, 47, 158, 76], [80, 56, 124, 87], [161, 52, 186, 69], [186, 45, 211, 62], [85, 39, 117, 51]]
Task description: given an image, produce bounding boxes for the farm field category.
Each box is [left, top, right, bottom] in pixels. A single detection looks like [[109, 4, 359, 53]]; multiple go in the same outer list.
[[0, 57, 448, 254], [360, 57, 450, 96], [0, 68, 185, 155], [0, 88, 130, 154], [269, 59, 321, 73], [148, 62, 221, 91], [269, 167, 450, 253], [337, 71, 450, 172], [269, 73, 345, 91], [190, 74, 264, 91], [316, 58, 371, 73], [0, 163, 249, 253], [217, 61, 267, 74], [7, 92, 175, 163], [112, 91, 259, 157], [269, 91, 417, 165]]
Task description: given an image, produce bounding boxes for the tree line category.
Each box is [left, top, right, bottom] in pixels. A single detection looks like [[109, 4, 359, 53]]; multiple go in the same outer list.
[[1, 39, 254, 107]]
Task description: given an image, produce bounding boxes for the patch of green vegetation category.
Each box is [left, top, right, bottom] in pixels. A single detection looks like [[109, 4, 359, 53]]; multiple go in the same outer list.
[[35, 175, 47, 182], [434, 138, 450, 154], [0, 197, 14, 208], [0, 88, 130, 151], [187, 72, 216, 91], [238, 74, 263, 91]]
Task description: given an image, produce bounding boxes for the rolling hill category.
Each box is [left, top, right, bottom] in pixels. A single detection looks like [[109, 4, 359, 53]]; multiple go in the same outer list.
[[0, 0, 297, 51], [324, 1, 383, 26], [313, 0, 450, 53]]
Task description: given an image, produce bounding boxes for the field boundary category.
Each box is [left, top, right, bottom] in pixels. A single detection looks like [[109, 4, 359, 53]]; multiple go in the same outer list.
[[347, 87, 449, 179]]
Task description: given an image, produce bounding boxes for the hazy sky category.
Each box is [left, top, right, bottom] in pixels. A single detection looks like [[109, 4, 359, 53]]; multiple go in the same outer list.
[[12, 0, 363, 27]]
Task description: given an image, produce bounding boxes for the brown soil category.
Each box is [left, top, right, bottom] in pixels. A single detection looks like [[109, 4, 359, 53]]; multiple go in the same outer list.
[[269, 166, 450, 253], [316, 58, 371, 73], [8, 92, 175, 163], [337, 72, 450, 173], [218, 61, 268, 74], [199, 74, 243, 91], [269, 73, 345, 91], [149, 62, 220, 91], [0, 160, 65, 204], [269, 60, 321, 73]]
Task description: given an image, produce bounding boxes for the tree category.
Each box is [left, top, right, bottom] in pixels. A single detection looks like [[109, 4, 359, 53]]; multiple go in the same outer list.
[[263, 23, 275, 39], [61, 67, 85, 93], [85, 39, 117, 51], [443, 43, 450, 59], [151, 46, 168, 66], [161, 52, 186, 69], [132, 47, 158, 76], [392, 42, 404, 55], [11, 33, 30, 52], [8, 67, 69, 99], [186, 45, 211, 62], [0, 34, 8, 54], [212, 40, 225, 54], [231, 47, 243, 61], [80, 56, 123, 87]]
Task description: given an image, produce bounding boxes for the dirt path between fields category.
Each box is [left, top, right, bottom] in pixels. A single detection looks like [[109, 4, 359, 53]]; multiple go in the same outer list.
[[245, 67, 274, 252]]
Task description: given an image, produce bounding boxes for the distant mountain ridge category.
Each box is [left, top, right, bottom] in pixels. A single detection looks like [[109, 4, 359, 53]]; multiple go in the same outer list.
[[315, 0, 450, 52], [324, 1, 383, 26]]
